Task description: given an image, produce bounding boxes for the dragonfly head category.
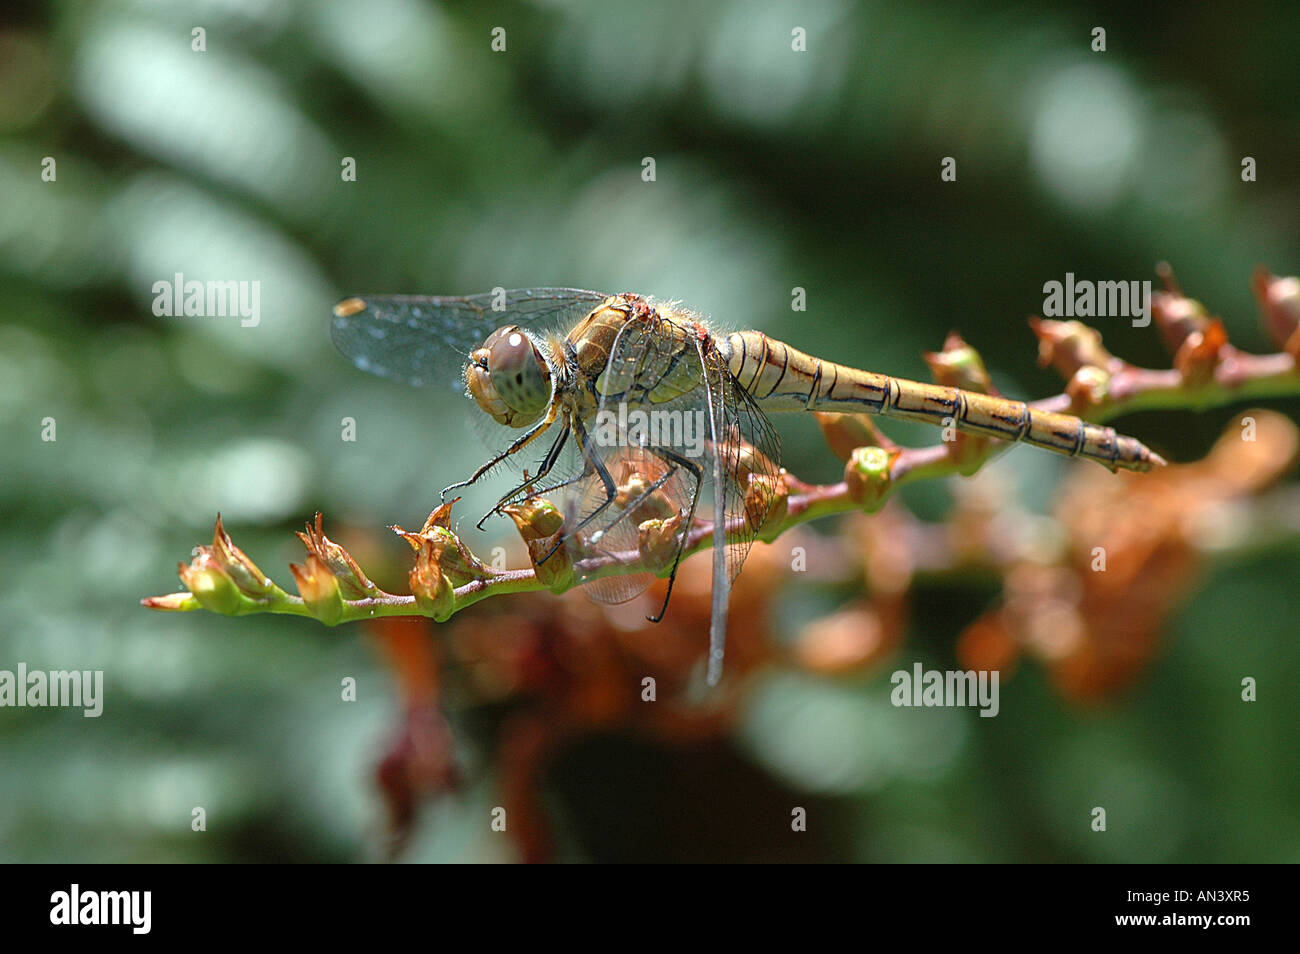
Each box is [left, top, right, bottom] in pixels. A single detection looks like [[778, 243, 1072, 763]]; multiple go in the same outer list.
[[465, 325, 552, 427]]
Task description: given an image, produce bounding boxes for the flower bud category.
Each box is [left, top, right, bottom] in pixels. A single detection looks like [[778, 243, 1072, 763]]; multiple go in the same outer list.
[[1170, 319, 1228, 387], [1151, 288, 1212, 355], [744, 472, 789, 534], [296, 513, 376, 600], [418, 499, 458, 534], [845, 445, 897, 511], [211, 515, 275, 596], [502, 497, 565, 541], [409, 539, 456, 621], [1065, 364, 1111, 410], [923, 332, 994, 393], [289, 554, 344, 625], [734, 441, 782, 483], [1252, 267, 1300, 359], [141, 592, 201, 612], [502, 498, 573, 590], [391, 502, 489, 586], [1029, 318, 1114, 379], [815, 412, 889, 463], [614, 468, 676, 523], [177, 551, 242, 615], [637, 514, 686, 574]]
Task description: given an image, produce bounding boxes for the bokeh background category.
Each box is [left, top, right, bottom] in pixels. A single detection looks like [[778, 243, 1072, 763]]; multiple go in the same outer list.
[[1, 0, 1298, 862]]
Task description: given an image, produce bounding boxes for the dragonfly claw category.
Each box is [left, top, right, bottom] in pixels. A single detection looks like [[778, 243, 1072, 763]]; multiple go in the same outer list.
[[476, 498, 512, 530]]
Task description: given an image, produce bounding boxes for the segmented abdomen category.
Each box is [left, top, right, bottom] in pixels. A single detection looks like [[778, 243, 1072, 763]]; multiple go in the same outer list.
[[723, 330, 1160, 473]]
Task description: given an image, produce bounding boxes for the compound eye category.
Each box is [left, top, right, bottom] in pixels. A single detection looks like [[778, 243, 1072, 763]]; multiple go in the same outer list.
[[485, 326, 550, 419]]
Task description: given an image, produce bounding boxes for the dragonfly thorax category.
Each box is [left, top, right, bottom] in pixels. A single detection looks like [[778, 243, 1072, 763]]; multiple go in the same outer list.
[[465, 325, 553, 427]]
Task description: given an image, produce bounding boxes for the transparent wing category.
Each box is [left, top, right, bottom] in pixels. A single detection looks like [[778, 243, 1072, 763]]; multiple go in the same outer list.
[[563, 442, 699, 605], [695, 340, 782, 685], [597, 309, 781, 587], [330, 287, 609, 389], [708, 354, 782, 587], [554, 312, 700, 604], [555, 309, 781, 612]]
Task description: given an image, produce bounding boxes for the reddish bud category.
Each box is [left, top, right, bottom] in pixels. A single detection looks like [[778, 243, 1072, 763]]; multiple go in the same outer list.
[[1252, 267, 1300, 359], [744, 472, 789, 534], [1171, 319, 1228, 387], [815, 412, 891, 462], [1151, 288, 1214, 355], [735, 441, 782, 483], [409, 539, 456, 621], [1065, 365, 1111, 410], [1029, 318, 1114, 379], [296, 513, 376, 600], [923, 332, 995, 394], [141, 592, 201, 612], [289, 554, 344, 625], [392, 500, 489, 586], [211, 514, 274, 596], [501, 498, 573, 590]]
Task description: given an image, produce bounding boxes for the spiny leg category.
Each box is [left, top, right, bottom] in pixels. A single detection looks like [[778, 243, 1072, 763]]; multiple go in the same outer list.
[[520, 434, 687, 532], [504, 460, 594, 507], [475, 422, 571, 530], [538, 417, 618, 565], [440, 401, 561, 500], [643, 447, 704, 624], [586, 449, 681, 538]]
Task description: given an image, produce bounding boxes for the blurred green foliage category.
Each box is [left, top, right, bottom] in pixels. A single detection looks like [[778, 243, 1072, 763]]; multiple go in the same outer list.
[[1, 0, 1297, 862]]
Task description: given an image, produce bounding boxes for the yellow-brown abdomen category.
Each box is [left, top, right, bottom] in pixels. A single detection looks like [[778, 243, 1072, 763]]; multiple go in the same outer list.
[[723, 330, 1162, 472]]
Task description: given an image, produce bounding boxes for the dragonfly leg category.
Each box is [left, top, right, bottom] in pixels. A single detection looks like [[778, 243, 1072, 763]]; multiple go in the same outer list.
[[582, 457, 682, 547], [537, 418, 618, 564], [505, 462, 593, 506], [475, 423, 571, 529], [441, 401, 561, 501], [642, 448, 704, 625]]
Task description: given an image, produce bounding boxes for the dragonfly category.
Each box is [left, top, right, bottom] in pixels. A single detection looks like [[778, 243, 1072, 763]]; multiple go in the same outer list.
[[331, 288, 1163, 686]]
